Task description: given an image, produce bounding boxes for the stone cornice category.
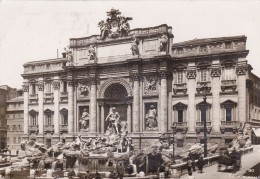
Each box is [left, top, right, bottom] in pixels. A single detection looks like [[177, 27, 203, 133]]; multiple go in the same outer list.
[[172, 35, 246, 48], [172, 50, 249, 60], [69, 24, 172, 48]]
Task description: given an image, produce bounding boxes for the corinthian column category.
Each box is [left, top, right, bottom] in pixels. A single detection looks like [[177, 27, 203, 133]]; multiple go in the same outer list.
[[53, 80, 60, 134], [68, 80, 74, 134], [38, 81, 44, 135], [100, 103, 105, 133], [89, 76, 97, 133], [132, 73, 140, 132], [23, 83, 29, 139], [160, 71, 168, 132], [127, 101, 132, 132]]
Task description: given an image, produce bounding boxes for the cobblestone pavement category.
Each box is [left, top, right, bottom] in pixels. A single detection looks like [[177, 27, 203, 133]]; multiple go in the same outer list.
[[180, 145, 260, 179]]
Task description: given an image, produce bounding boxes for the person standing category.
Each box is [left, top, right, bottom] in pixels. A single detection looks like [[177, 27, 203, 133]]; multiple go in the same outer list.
[[187, 158, 193, 175], [116, 163, 125, 179], [188, 152, 196, 172], [197, 156, 204, 173]]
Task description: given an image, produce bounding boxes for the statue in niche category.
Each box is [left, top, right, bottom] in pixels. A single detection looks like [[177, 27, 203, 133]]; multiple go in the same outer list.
[[79, 84, 89, 97], [105, 107, 121, 134], [88, 45, 96, 61], [130, 38, 139, 55], [145, 105, 158, 130], [145, 77, 157, 93], [79, 108, 90, 131], [159, 33, 168, 51]]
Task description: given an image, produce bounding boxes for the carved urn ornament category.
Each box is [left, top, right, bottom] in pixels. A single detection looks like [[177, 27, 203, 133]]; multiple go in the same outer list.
[[98, 8, 133, 40]]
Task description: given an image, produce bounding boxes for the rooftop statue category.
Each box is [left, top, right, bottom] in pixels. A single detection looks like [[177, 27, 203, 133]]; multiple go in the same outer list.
[[98, 8, 132, 40]]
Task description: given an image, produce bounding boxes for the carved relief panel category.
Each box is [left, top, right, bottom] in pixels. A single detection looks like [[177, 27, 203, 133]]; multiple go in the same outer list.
[[78, 82, 90, 98], [143, 75, 158, 95]]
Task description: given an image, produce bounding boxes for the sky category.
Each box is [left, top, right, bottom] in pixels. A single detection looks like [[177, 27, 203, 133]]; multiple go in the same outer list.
[[0, 0, 260, 89]]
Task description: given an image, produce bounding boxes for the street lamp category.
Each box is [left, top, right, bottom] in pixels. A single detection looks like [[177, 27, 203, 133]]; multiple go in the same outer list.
[[196, 83, 211, 158]]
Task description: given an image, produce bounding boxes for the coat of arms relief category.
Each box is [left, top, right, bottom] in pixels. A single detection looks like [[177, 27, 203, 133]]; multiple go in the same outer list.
[[98, 8, 133, 40]]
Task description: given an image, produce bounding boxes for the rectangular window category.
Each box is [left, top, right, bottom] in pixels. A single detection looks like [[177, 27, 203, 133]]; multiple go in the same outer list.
[[177, 72, 183, 84], [226, 108, 232, 121], [18, 137, 21, 144], [31, 114, 37, 125], [13, 137, 16, 144], [177, 110, 183, 123], [18, 125, 21, 131], [31, 84, 36, 95], [201, 108, 206, 122], [63, 113, 68, 125], [45, 82, 51, 93], [45, 113, 52, 125], [63, 81, 67, 92], [200, 70, 207, 82], [13, 125, 16, 131], [223, 67, 234, 80]]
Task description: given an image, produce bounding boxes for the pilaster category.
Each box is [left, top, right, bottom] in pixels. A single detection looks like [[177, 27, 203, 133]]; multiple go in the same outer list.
[[53, 79, 60, 135], [89, 75, 97, 133], [159, 70, 168, 132], [236, 65, 248, 124], [211, 67, 221, 133], [68, 80, 75, 134], [132, 72, 140, 132], [186, 68, 196, 133], [23, 83, 29, 137], [37, 80, 44, 135]]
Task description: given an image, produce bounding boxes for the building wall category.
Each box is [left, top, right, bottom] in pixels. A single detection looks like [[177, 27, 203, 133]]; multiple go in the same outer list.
[[0, 89, 7, 149], [21, 24, 260, 148], [6, 98, 24, 150]]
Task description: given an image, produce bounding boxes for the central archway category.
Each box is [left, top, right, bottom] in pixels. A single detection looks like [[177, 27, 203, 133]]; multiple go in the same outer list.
[[103, 83, 129, 133]]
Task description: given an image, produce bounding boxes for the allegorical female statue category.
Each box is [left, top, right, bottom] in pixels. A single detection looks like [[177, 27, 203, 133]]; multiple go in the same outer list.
[[145, 105, 157, 130], [105, 107, 121, 134], [79, 108, 89, 130]]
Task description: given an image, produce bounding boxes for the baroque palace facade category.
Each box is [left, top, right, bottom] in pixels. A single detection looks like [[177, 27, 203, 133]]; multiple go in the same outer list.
[[22, 9, 260, 148]]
